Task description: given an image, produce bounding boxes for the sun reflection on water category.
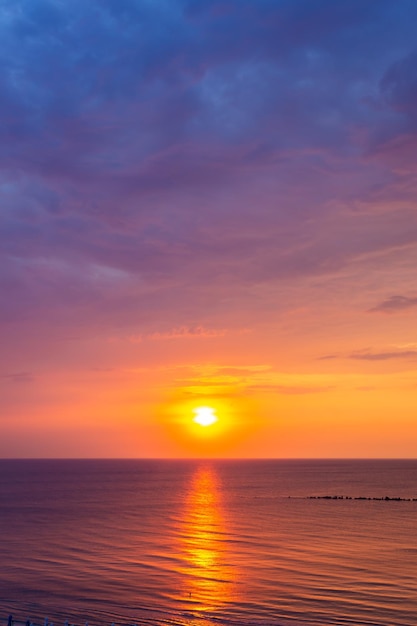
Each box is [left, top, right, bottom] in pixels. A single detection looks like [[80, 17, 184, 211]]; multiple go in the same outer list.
[[178, 465, 236, 612]]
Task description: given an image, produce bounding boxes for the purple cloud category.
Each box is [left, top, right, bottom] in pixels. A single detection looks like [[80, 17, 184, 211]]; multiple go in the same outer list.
[[350, 350, 417, 361], [1, 371, 34, 384], [368, 295, 417, 314], [1, 0, 417, 374]]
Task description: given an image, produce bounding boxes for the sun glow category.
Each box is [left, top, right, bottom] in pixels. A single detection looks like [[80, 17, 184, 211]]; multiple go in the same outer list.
[[193, 406, 218, 427]]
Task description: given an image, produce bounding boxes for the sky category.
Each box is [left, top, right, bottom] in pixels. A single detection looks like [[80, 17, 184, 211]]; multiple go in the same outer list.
[[1, 0, 417, 458]]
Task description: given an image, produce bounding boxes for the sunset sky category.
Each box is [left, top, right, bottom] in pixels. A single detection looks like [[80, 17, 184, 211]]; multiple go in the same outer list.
[[2, 0, 417, 458]]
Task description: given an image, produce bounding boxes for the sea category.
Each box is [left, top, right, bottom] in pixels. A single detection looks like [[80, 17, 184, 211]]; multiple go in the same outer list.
[[0, 459, 416, 626]]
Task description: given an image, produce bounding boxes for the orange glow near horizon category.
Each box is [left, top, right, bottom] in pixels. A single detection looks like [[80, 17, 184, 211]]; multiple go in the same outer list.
[[4, 331, 417, 459], [154, 391, 264, 457]]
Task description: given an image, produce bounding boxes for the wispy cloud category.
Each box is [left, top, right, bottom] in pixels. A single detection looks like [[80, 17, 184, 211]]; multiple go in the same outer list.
[[368, 295, 417, 314], [149, 327, 239, 340], [174, 363, 335, 397], [1, 372, 34, 384], [349, 350, 417, 361], [246, 384, 334, 395], [129, 326, 249, 342], [318, 346, 417, 362]]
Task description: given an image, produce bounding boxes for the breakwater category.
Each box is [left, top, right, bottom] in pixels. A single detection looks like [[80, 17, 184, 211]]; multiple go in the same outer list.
[[305, 495, 417, 501]]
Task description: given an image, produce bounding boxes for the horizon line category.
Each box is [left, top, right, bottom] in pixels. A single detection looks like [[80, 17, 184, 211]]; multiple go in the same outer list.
[[1, 457, 416, 461]]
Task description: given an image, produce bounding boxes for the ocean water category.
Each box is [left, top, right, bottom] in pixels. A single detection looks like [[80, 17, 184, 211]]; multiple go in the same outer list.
[[0, 459, 416, 626]]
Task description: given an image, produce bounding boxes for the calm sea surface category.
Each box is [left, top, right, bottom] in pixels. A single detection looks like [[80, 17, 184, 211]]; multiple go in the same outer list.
[[0, 460, 416, 626]]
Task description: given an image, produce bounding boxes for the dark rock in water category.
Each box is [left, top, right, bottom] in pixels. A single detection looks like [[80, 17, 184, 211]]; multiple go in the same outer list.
[[306, 495, 415, 501]]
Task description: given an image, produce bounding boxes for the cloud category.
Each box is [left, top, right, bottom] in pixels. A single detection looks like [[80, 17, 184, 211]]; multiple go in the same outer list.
[[1, 371, 34, 384], [130, 326, 229, 342], [2, 0, 417, 352], [318, 346, 417, 362], [246, 384, 333, 395], [173, 362, 335, 398], [368, 295, 417, 314], [349, 350, 417, 361], [0, 0, 414, 190], [380, 49, 417, 116]]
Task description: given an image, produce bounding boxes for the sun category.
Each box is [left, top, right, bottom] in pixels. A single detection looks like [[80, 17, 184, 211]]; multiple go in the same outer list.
[[193, 406, 218, 427]]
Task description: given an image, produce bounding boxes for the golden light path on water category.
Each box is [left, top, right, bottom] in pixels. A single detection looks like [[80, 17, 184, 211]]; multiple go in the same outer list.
[[178, 465, 237, 612]]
